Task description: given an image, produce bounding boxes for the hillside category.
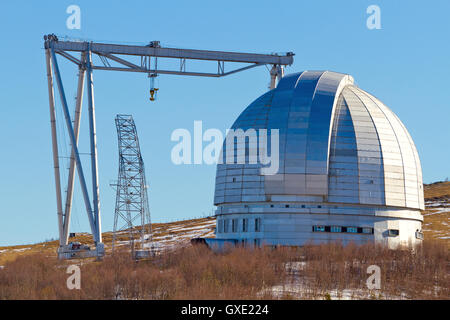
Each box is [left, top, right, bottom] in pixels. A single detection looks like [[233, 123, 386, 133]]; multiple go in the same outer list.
[[0, 217, 215, 265], [422, 181, 450, 242], [0, 181, 449, 265]]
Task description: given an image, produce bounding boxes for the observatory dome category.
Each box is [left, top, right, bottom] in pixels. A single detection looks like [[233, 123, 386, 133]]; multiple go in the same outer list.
[[212, 71, 424, 248]]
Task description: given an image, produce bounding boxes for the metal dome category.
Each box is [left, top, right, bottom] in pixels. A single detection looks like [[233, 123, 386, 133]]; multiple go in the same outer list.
[[211, 71, 424, 248], [214, 71, 424, 210]]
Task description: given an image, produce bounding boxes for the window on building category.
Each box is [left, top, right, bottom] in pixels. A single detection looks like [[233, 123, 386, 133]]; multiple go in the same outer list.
[[347, 227, 358, 233], [313, 225, 374, 234], [313, 226, 326, 232], [331, 226, 342, 233], [242, 218, 248, 232], [388, 229, 399, 237], [415, 230, 424, 240], [223, 219, 229, 233], [255, 218, 261, 232], [232, 219, 238, 233], [217, 220, 223, 233]]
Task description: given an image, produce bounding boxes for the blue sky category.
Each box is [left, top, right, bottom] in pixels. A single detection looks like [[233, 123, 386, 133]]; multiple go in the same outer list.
[[0, 0, 449, 246]]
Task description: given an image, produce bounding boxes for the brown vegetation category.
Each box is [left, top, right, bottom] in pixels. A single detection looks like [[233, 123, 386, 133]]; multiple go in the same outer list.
[[422, 181, 450, 243], [0, 217, 215, 265], [424, 181, 450, 200], [0, 240, 448, 300]]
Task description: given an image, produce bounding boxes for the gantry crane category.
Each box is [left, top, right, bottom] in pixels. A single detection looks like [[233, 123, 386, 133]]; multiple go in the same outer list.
[[44, 33, 294, 259]]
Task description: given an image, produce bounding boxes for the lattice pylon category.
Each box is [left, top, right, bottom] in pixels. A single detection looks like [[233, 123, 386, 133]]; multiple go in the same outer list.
[[112, 115, 152, 254]]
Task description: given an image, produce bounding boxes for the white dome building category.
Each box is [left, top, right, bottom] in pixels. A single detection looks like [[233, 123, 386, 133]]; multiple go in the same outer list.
[[211, 71, 424, 249]]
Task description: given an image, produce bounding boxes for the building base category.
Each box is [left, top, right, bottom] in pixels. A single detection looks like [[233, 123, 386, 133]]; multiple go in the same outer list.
[[57, 242, 105, 260]]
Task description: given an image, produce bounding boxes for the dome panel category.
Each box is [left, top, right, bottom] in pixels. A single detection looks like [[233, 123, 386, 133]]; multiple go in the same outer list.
[[328, 95, 360, 204], [341, 87, 385, 205], [359, 89, 423, 209]]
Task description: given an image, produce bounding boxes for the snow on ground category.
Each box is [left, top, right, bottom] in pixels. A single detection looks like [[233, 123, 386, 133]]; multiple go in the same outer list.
[[424, 207, 450, 216], [422, 197, 450, 241], [424, 201, 449, 208], [11, 248, 31, 252], [268, 283, 407, 300], [259, 261, 409, 300], [115, 218, 216, 252]]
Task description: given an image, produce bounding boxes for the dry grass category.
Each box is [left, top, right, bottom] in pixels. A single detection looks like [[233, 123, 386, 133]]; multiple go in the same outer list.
[[424, 181, 450, 199], [296, 240, 449, 299], [0, 240, 448, 300], [422, 181, 450, 243], [0, 217, 215, 265]]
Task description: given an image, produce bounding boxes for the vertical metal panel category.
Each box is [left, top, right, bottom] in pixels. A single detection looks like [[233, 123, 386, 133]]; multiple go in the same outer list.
[[214, 90, 275, 205], [380, 102, 425, 210], [342, 87, 385, 205], [328, 94, 359, 204], [305, 72, 354, 194], [283, 71, 323, 194], [358, 89, 418, 208]]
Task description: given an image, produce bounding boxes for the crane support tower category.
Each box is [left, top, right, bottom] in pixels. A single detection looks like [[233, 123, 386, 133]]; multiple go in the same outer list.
[[43, 33, 294, 259], [112, 115, 152, 259]]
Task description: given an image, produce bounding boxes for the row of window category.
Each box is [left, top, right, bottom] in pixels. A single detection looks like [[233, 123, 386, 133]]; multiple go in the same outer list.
[[317, 228, 421, 239], [218, 218, 261, 233], [218, 203, 324, 209], [312, 225, 374, 234], [219, 222, 421, 239]]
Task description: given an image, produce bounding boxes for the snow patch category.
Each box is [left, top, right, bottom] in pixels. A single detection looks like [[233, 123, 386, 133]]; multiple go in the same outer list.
[[12, 248, 31, 252]]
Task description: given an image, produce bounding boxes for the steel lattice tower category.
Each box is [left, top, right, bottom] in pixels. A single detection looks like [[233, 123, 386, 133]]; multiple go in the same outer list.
[[112, 115, 152, 254]]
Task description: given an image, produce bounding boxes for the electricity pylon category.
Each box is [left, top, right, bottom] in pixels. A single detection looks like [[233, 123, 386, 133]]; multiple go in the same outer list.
[[112, 115, 152, 258]]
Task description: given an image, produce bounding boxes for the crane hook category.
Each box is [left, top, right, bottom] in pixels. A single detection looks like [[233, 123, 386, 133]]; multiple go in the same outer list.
[[149, 73, 158, 101]]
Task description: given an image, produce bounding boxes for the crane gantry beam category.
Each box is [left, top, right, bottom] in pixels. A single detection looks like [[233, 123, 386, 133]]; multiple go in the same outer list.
[[44, 36, 294, 82], [43, 33, 294, 259]]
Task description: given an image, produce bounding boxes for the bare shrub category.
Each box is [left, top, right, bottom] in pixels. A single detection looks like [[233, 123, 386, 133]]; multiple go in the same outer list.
[[0, 240, 448, 299]]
